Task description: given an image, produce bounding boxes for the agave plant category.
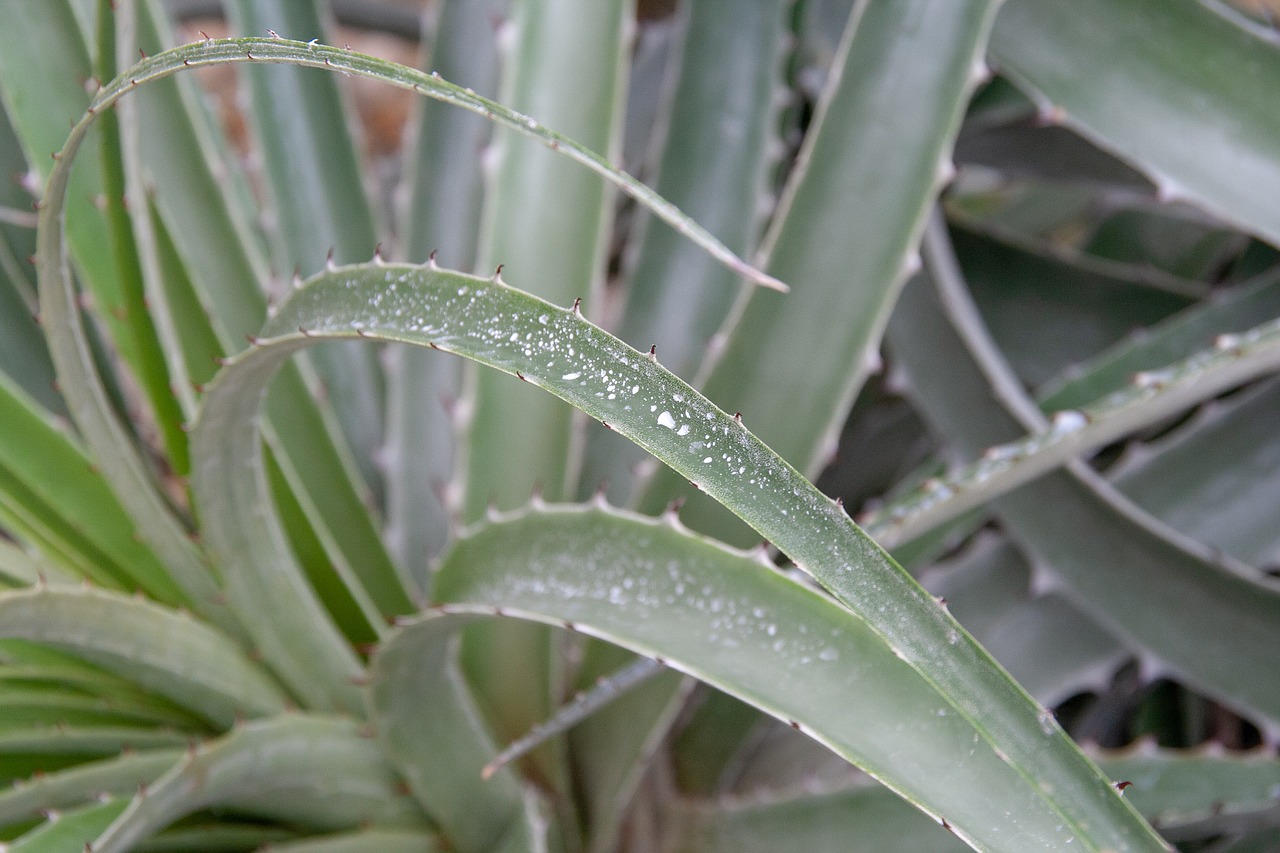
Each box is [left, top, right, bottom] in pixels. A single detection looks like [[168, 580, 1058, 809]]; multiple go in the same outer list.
[[0, 0, 1279, 850]]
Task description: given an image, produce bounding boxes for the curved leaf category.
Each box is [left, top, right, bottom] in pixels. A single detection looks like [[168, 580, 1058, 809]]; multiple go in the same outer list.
[[90, 715, 428, 853], [885, 224, 1280, 724], [0, 750, 180, 830], [991, 0, 1280, 247], [0, 586, 287, 727], [381, 505, 1103, 851], [865, 307, 1280, 549], [196, 260, 1166, 850]]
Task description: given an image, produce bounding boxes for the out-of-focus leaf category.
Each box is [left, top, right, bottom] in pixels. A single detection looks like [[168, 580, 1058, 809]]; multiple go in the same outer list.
[[0, 750, 180, 829], [955, 121, 1151, 190], [955, 226, 1197, 388], [259, 828, 444, 853], [1112, 379, 1280, 568], [7, 798, 129, 853], [886, 235, 1280, 725], [991, 0, 1280, 247], [1085, 205, 1247, 282], [586, 0, 790, 506], [464, 0, 631, 515], [1095, 745, 1280, 831], [0, 372, 182, 599], [643, 0, 1003, 546], [0, 105, 59, 416], [0, 587, 286, 727], [89, 716, 428, 853], [387, 0, 510, 588], [225, 0, 387, 506], [1040, 266, 1280, 410], [668, 784, 969, 853]]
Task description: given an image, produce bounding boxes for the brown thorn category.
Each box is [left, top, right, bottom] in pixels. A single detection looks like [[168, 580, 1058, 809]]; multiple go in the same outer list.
[[600, 420, 612, 430], [515, 370, 526, 382], [199, 31, 210, 41], [373, 241, 384, 261], [298, 326, 313, 337], [733, 412, 743, 424], [246, 49, 255, 59], [138, 48, 147, 59], [648, 344, 657, 361], [244, 334, 260, 345], [941, 818, 953, 832], [571, 297, 582, 315]]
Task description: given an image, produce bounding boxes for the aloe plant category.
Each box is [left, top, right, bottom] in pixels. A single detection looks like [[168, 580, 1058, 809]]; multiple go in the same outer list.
[[0, 0, 1278, 850]]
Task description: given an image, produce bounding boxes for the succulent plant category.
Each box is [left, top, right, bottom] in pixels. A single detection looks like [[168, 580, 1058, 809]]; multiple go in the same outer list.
[[0, 0, 1278, 850]]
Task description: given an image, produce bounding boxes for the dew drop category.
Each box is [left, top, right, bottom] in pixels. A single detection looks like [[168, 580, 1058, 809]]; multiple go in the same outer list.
[[676, 424, 690, 436], [562, 372, 581, 381], [658, 411, 676, 429], [1051, 410, 1088, 432]]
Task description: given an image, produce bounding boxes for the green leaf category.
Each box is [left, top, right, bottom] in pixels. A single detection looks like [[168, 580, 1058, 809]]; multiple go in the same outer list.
[[7, 798, 129, 853], [201, 260, 1166, 850], [0, 750, 180, 830], [585, 0, 790, 506], [1038, 266, 1280, 411], [123, 0, 414, 624], [89, 715, 428, 853], [0, 0, 138, 386], [954, 227, 1197, 388], [865, 299, 1280, 551], [668, 784, 969, 853], [389, 504, 1111, 851], [1112, 379, 1280, 567], [225, 0, 387, 504], [886, 233, 1280, 725], [465, 0, 632, 514], [642, 0, 1002, 543], [99, 0, 192, 474], [0, 586, 287, 727], [366, 610, 528, 853], [1095, 746, 1280, 830], [461, 0, 633, 822], [0, 371, 184, 600], [259, 828, 444, 853], [990, 0, 1280, 247], [0, 104, 59, 416], [386, 0, 509, 587]]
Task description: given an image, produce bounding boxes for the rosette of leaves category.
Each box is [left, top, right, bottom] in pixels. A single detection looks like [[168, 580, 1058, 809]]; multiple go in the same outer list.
[[0, 0, 1278, 850]]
